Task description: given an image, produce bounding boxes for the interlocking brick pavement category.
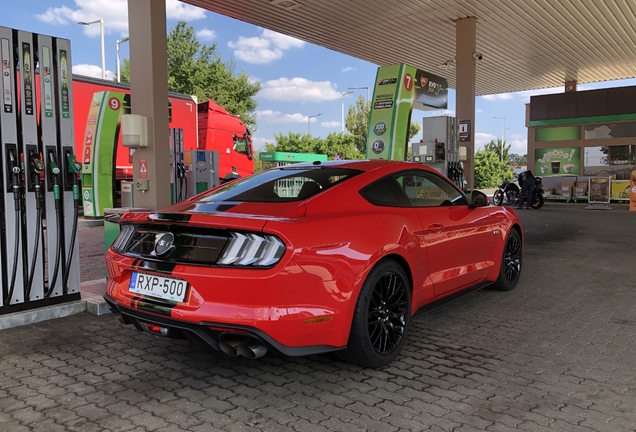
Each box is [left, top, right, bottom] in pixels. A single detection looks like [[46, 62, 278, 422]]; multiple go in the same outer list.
[[0, 202, 635, 431]]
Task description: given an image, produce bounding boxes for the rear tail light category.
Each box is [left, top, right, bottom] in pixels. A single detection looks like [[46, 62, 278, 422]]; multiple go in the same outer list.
[[141, 322, 170, 336], [217, 232, 285, 267], [111, 224, 136, 253]]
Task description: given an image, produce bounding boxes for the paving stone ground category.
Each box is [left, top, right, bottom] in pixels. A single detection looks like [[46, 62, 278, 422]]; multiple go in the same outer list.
[[1, 202, 635, 431]]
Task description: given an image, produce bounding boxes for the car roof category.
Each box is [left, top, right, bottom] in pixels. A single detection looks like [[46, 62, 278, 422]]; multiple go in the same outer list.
[[274, 159, 433, 173]]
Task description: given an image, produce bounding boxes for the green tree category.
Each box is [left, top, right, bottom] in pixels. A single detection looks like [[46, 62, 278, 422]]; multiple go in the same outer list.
[[484, 139, 512, 164], [265, 132, 364, 160], [474, 149, 511, 188], [345, 95, 421, 156], [509, 153, 527, 167], [344, 95, 370, 154], [118, 21, 261, 131]]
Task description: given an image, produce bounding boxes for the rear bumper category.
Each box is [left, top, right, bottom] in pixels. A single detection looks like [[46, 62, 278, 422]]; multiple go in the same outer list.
[[103, 294, 344, 358]]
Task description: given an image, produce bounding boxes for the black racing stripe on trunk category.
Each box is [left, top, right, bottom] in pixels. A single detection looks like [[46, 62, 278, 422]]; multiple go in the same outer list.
[[136, 261, 177, 275], [136, 297, 176, 317], [149, 213, 192, 222]]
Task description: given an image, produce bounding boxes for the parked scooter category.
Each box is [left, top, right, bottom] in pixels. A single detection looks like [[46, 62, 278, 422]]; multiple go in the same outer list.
[[493, 177, 544, 209]]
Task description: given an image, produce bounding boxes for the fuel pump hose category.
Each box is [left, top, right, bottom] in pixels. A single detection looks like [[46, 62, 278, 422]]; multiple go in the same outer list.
[[63, 154, 82, 292], [25, 157, 45, 300], [45, 155, 62, 298], [6, 151, 22, 306]]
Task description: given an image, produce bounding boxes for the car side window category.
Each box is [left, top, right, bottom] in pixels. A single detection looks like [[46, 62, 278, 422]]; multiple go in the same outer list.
[[360, 176, 411, 207], [398, 171, 468, 207]]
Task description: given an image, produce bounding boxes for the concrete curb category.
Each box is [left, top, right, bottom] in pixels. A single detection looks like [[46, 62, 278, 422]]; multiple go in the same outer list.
[[0, 278, 111, 331]]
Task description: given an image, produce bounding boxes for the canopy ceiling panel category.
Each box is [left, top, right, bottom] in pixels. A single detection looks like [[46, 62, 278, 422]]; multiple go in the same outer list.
[[182, 0, 636, 95]]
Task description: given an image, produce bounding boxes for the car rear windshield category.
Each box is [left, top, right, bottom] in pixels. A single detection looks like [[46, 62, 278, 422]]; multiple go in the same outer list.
[[195, 167, 363, 203]]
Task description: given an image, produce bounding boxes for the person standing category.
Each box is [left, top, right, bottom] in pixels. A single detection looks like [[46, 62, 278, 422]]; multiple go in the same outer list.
[[518, 169, 536, 209]]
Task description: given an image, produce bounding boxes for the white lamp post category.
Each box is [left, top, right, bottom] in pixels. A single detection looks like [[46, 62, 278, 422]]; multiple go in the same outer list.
[[348, 86, 370, 105], [308, 113, 321, 135], [341, 91, 353, 133], [116, 37, 129, 83], [78, 19, 105, 79], [493, 116, 510, 161]]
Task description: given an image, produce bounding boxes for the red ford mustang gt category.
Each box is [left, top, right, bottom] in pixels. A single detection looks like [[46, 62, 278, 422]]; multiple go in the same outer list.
[[104, 160, 523, 368]]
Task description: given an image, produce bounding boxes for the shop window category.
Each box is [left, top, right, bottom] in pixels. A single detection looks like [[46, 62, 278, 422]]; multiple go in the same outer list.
[[584, 145, 635, 180]]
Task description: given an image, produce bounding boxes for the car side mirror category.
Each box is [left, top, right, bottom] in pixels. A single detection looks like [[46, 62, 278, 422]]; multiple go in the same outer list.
[[470, 190, 490, 208]]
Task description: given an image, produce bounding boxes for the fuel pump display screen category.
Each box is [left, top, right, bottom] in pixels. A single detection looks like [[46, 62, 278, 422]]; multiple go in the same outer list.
[[197, 151, 205, 162]]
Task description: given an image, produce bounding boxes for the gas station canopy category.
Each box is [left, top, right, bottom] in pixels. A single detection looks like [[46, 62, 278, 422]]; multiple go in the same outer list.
[[183, 0, 636, 95]]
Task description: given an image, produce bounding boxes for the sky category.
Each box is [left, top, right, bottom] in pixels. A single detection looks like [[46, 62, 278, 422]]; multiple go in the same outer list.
[[3, 0, 636, 156]]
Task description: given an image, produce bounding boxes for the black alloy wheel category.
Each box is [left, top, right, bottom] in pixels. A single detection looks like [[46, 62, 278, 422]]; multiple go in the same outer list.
[[367, 271, 409, 355], [337, 260, 411, 368], [492, 229, 522, 291]]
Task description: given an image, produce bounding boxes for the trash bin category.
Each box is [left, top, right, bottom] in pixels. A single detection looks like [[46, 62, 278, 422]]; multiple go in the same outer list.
[[103, 207, 147, 253], [120, 181, 134, 208]]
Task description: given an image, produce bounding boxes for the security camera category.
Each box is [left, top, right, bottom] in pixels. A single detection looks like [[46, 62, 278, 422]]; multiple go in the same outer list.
[[472, 52, 483, 61]]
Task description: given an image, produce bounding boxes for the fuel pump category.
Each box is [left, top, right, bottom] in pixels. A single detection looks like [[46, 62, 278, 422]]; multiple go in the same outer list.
[[25, 151, 44, 300], [415, 116, 464, 189], [170, 128, 187, 203], [44, 151, 62, 297]]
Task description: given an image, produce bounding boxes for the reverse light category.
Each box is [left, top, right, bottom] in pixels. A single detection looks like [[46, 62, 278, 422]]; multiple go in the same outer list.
[[218, 232, 285, 267]]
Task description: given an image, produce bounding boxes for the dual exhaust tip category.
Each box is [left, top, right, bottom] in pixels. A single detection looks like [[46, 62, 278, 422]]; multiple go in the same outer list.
[[219, 340, 267, 359]]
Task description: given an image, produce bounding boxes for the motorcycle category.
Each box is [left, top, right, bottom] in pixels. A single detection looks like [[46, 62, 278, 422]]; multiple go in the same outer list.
[[493, 177, 544, 209]]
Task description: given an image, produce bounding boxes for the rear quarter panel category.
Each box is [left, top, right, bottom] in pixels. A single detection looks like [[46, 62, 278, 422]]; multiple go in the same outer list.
[[263, 190, 430, 330]]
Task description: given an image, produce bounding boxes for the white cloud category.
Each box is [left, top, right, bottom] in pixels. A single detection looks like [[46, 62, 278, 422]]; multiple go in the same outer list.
[[476, 108, 483, 113], [73, 64, 115, 80], [196, 28, 216, 41], [165, 0, 206, 20], [509, 138, 528, 153], [257, 110, 316, 123], [342, 67, 355, 73], [251, 137, 273, 151], [35, 0, 205, 37], [228, 29, 304, 64], [259, 77, 341, 102], [474, 132, 497, 150], [321, 121, 340, 128], [262, 29, 304, 50], [481, 93, 514, 101]]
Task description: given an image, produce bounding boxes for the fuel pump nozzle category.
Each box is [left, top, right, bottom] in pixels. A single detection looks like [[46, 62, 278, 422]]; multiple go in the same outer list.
[[66, 153, 81, 203], [48, 153, 61, 207], [29, 155, 45, 203], [8, 149, 21, 203]]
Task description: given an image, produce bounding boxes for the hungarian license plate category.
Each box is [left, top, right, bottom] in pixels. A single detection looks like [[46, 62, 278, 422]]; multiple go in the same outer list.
[[129, 272, 188, 303]]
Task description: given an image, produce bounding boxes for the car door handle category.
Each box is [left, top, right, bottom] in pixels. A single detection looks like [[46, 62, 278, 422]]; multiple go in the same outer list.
[[428, 224, 444, 233]]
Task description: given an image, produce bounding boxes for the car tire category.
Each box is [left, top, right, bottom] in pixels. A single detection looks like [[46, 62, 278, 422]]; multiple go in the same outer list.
[[337, 260, 411, 368], [491, 229, 522, 291], [493, 190, 503, 206]]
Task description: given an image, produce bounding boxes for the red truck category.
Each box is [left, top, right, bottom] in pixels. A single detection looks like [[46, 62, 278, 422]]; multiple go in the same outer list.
[[71, 75, 254, 182]]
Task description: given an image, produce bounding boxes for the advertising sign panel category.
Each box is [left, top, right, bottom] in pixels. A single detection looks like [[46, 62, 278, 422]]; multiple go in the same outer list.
[[367, 64, 447, 161], [589, 177, 611, 204], [535, 147, 581, 175]]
